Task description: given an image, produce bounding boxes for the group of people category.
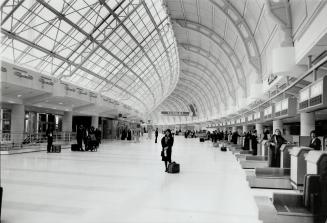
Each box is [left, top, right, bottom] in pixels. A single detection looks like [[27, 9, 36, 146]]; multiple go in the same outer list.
[[184, 130, 196, 138], [121, 128, 133, 140], [213, 127, 322, 168], [76, 125, 101, 151]]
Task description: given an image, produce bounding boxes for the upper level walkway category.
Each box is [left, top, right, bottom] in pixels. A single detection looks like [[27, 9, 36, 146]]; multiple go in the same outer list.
[[0, 135, 261, 223]]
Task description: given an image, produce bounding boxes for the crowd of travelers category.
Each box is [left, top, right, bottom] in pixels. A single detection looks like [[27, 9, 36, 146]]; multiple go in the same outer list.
[[76, 125, 101, 151]]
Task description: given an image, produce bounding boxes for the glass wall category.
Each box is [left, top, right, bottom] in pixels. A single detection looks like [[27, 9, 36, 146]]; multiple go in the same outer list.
[[24, 111, 63, 134], [0, 108, 11, 141]]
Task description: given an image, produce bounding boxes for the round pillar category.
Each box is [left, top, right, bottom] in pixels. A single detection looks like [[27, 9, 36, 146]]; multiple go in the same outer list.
[[91, 116, 99, 129], [273, 119, 283, 134], [62, 111, 72, 132], [284, 125, 291, 136], [300, 112, 315, 136], [11, 104, 25, 143], [243, 125, 248, 133], [255, 123, 263, 139]]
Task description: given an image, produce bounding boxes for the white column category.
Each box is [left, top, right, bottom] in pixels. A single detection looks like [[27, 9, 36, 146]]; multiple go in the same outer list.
[[284, 125, 291, 136], [232, 126, 236, 132], [255, 123, 263, 138], [273, 119, 283, 134], [91, 116, 99, 129], [11, 104, 25, 143], [62, 111, 72, 132], [300, 112, 315, 136], [243, 125, 248, 133]]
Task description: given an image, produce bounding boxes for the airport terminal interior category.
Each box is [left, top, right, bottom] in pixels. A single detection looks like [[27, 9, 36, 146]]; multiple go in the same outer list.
[[1, 0, 327, 222]]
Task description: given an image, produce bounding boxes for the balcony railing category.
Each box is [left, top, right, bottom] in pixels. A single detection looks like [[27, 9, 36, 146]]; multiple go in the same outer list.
[[0, 132, 76, 151]]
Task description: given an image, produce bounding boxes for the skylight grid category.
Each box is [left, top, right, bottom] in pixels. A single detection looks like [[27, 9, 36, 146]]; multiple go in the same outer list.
[[1, 0, 179, 112]]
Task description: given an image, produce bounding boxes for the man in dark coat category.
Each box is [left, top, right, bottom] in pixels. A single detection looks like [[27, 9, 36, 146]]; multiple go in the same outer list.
[[231, 131, 239, 144], [155, 128, 158, 143], [309, 130, 321, 150], [269, 129, 287, 167], [46, 127, 54, 152], [251, 130, 258, 155]]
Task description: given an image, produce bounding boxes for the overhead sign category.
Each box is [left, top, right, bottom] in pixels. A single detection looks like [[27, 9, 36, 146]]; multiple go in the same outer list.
[[161, 111, 190, 116]]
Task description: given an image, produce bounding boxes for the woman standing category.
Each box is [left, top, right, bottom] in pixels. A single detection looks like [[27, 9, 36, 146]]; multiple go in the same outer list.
[[161, 129, 174, 172], [268, 129, 287, 167]]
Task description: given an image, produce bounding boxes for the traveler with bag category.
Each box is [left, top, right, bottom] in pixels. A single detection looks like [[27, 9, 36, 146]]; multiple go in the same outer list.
[[46, 127, 54, 152], [161, 129, 174, 172]]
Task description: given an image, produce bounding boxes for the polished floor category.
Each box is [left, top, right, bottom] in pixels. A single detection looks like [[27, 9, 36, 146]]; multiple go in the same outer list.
[[1, 135, 261, 223]]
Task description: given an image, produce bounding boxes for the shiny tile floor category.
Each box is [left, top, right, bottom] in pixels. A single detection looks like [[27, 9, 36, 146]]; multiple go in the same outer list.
[[1, 135, 261, 223]]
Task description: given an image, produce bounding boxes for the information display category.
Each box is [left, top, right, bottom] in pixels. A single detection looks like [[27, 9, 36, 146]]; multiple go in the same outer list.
[[161, 111, 190, 116]]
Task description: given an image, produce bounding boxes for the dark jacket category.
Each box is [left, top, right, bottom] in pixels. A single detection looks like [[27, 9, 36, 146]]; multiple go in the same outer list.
[[46, 129, 53, 139], [161, 135, 174, 162], [231, 132, 239, 144], [269, 134, 287, 151], [309, 138, 321, 151]]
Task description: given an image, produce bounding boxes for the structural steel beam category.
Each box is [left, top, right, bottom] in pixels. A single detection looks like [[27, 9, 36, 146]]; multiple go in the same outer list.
[[210, 0, 262, 74], [173, 19, 247, 88]]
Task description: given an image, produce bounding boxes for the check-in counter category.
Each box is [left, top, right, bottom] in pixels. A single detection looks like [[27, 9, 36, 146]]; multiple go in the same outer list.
[[258, 140, 268, 157], [269, 151, 327, 223], [228, 144, 243, 153], [246, 144, 294, 189], [306, 151, 327, 221], [290, 147, 312, 189], [306, 150, 327, 175], [280, 144, 293, 168]]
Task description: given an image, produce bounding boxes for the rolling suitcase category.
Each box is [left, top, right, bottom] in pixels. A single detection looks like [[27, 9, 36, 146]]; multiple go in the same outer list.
[[52, 144, 61, 153], [200, 138, 204, 142], [168, 162, 180, 173], [221, 146, 227, 152], [71, 144, 80, 151]]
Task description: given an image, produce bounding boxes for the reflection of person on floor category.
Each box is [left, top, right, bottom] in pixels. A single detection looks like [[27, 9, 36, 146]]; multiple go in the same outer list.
[[309, 130, 321, 150], [268, 129, 287, 167], [161, 129, 174, 172], [155, 128, 158, 143], [46, 127, 53, 152], [76, 125, 85, 151], [83, 127, 89, 150]]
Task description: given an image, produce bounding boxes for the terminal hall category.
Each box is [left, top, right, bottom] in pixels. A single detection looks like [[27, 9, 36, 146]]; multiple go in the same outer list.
[[1, 0, 327, 222]]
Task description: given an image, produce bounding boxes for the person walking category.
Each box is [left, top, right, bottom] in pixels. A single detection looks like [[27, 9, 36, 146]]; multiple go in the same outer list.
[[155, 128, 158, 143], [161, 129, 174, 172]]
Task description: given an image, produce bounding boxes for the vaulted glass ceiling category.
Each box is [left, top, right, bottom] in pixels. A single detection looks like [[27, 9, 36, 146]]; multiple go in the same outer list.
[[1, 0, 180, 112]]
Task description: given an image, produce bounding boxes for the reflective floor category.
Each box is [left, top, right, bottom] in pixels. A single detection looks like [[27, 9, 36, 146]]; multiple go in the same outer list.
[[1, 135, 261, 223]]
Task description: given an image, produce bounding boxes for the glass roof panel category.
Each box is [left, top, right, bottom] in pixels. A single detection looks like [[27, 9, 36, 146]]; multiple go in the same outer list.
[[1, 0, 179, 113]]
